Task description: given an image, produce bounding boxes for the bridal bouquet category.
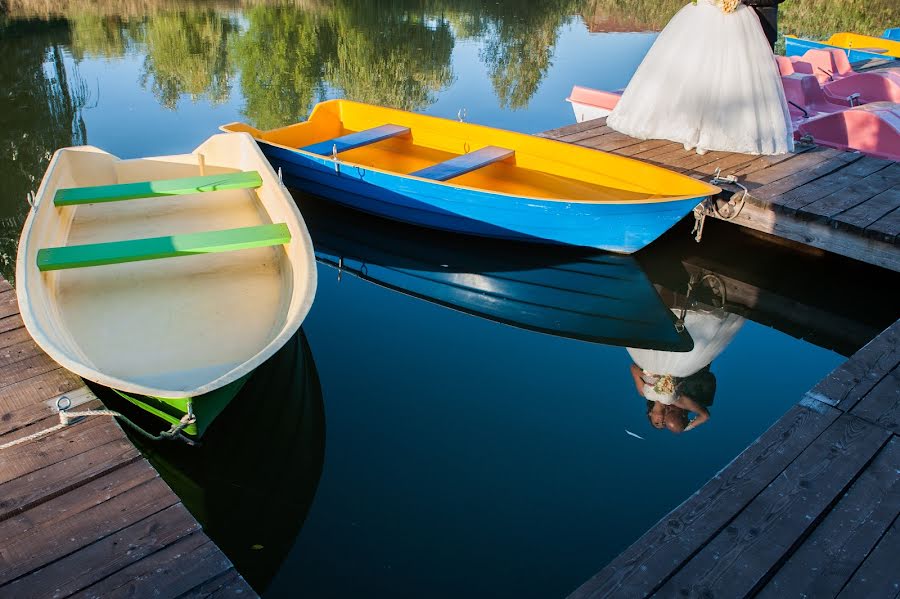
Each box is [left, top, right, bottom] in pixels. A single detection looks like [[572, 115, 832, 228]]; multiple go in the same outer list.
[[715, 0, 741, 13]]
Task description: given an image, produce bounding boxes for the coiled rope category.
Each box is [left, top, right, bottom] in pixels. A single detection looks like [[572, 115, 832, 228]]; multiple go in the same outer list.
[[0, 396, 197, 451]]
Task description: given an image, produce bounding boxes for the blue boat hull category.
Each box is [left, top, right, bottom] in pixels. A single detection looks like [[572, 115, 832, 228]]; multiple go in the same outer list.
[[785, 36, 897, 64], [260, 143, 703, 254]]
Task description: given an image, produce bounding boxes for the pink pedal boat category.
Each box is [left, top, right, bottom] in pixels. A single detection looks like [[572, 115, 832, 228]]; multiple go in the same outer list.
[[776, 51, 900, 106], [782, 73, 900, 161], [566, 85, 622, 122]]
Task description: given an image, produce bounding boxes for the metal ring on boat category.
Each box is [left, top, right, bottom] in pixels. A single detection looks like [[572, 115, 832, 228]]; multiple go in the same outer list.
[[56, 395, 71, 411]]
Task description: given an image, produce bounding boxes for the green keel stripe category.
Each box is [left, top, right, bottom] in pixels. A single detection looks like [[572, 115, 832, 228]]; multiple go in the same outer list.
[[54, 171, 263, 206], [37, 223, 291, 271]]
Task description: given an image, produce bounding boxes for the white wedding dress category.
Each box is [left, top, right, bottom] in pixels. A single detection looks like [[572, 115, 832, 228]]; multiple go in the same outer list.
[[606, 0, 794, 155]]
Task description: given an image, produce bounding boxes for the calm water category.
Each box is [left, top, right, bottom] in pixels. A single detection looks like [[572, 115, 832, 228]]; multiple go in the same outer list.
[[2, 3, 898, 597]]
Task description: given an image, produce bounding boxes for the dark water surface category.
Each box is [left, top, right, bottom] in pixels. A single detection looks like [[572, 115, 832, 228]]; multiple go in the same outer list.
[[2, 3, 898, 598]]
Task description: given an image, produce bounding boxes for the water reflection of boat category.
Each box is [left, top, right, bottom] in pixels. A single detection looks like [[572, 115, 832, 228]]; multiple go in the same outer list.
[[301, 196, 693, 351], [103, 330, 325, 593]]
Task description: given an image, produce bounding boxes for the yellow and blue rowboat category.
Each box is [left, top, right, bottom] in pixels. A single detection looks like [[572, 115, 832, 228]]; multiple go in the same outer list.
[[222, 100, 719, 254]]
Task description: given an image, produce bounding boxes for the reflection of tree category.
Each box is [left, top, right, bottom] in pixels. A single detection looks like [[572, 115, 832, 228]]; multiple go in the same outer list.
[[140, 10, 238, 109], [233, 6, 333, 130], [477, 0, 577, 110], [0, 19, 90, 283], [69, 14, 142, 59], [324, 1, 454, 110]]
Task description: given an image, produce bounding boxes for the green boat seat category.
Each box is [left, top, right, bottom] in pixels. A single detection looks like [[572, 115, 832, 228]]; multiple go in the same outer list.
[[411, 146, 515, 182], [301, 124, 410, 156], [37, 223, 291, 271], [54, 171, 263, 206]]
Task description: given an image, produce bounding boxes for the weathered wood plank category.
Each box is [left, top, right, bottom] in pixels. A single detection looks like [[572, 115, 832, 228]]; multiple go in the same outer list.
[[0, 504, 200, 599], [0, 409, 121, 485], [611, 138, 671, 158], [738, 147, 841, 187], [0, 338, 44, 369], [0, 352, 62, 392], [178, 568, 256, 598], [805, 319, 900, 410], [538, 118, 606, 139], [0, 462, 176, 584], [0, 436, 140, 522], [653, 414, 890, 599], [70, 532, 234, 599], [835, 516, 900, 599], [0, 313, 24, 337], [751, 151, 862, 202], [705, 201, 900, 273], [0, 278, 11, 293], [770, 155, 894, 212], [850, 363, 900, 434], [0, 366, 85, 413], [568, 402, 840, 599], [758, 436, 900, 598], [865, 205, 900, 243], [801, 164, 900, 224], [0, 290, 17, 320], [558, 125, 615, 143], [0, 385, 96, 437], [834, 186, 900, 233]]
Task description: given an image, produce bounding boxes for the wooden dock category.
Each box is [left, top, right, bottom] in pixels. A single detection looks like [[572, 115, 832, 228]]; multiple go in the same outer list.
[[540, 119, 900, 272], [570, 317, 900, 598], [0, 276, 258, 598]]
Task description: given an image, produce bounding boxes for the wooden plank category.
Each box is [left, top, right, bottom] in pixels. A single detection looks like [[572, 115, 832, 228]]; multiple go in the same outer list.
[[411, 146, 514, 181], [770, 155, 894, 212], [801, 164, 900, 224], [301, 124, 409, 155], [0, 278, 10, 293], [537, 118, 607, 140], [0, 504, 200, 599], [1, 338, 44, 369], [0, 385, 96, 437], [557, 125, 614, 143], [0, 462, 176, 584], [835, 516, 900, 599], [613, 138, 672, 158], [653, 414, 890, 599], [758, 437, 900, 598], [851, 363, 900, 433], [805, 319, 900, 410], [37, 223, 291, 271], [0, 290, 17, 319], [866, 205, 900, 243], [0, 407, 120, 485], [740, 147, 844, 188], [0, 313, 24, 336], [0, 367, 84, 413], [751, 151, 863, 202], [54, 171, 263, 206], [0, 324, 30, 352], [568, 402, 840, 599], [0, 352, 64, 392], [70, 532, 234, 599], [836, 186, 900, 235], [0, 436, 140, 522], [705, 201, 900, 273], [178, 568, 256, 598]]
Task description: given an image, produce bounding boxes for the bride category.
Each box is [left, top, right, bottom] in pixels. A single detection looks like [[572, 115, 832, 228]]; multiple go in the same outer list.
[[606, 0, 794, 156]]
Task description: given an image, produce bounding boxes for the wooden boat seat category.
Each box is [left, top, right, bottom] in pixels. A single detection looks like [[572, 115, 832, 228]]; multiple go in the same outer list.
[[301, 124, 411, 155], [54, 171, 263, 206], [37, 223, 291, 271], [410, 146, 515, 181]]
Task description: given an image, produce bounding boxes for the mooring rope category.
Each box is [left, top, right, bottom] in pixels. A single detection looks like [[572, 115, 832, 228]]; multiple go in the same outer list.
[[0, 398, 197, 451]]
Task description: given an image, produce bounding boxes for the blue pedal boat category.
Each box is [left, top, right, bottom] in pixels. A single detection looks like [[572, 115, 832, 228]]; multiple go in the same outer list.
[[222, 100, 720, 254]]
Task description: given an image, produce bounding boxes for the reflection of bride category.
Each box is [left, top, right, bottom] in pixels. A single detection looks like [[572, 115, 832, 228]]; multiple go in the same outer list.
[[628, 306, 745, 433]]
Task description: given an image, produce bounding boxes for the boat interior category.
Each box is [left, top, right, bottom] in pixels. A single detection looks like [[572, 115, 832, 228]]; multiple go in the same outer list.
[[19, 134, 312, 397], [222, 100, 719, 204]]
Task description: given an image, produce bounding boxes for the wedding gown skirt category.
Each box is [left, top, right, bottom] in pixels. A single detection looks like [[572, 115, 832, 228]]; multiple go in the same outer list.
[[606, 0, 794, 155]]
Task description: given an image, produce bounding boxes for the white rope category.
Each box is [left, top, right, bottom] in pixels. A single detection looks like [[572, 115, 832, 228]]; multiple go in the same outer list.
[[0, 402, 197, 451]]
